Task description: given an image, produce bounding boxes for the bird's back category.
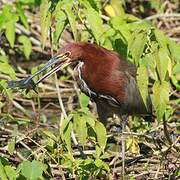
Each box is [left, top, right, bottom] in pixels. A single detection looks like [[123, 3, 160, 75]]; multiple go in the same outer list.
[[73, 43, 152, 122]]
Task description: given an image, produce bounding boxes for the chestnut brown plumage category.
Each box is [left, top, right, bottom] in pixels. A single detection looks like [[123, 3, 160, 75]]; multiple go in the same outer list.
[[57, 42, 152, 124]]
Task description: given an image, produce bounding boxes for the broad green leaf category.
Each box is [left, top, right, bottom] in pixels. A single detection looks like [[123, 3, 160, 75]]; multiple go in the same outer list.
[[18, 35, 32, 59], [5, 21, 16, 48], [85, 115, 95, 128], [53, 9, 67, 45], [61, 113, 73, 152], [111, 0, 125, 16], [173, 63, 180, 75], [62, 3, 77, 41], [0, 56, 16, 79], [20, 160, 47, 180], [4, 166, 17, 180], [7, 138, 15, 155], [168, 40, 180, 63], [155, 29, 168, 50], [156, 48, 170, 81], [104, 5, 115, 17], [86, 7, 103, 43], [137, 64, 149, 108], [74, 113, 87, 147], [40, 0, 51, 49], [16, 3, 29, 29], [79, 92, 90, 108], [153, 81, 170, 121], [110, 17, 130, 41], [0, 161, 8, 180], [95, 121, 107, 151], [43, 130, 57, 142], [128, 30, 147, 65], [63, 121, 73, 152], [61, 114, 73, 134]]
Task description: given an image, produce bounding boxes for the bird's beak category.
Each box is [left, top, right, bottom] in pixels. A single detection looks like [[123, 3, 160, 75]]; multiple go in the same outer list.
[[8, 52, 71, 92], [33, 51, 71, 85]]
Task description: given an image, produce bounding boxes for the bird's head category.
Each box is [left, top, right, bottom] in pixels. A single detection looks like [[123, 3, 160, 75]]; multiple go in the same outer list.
[[27, 43, 83, 86]]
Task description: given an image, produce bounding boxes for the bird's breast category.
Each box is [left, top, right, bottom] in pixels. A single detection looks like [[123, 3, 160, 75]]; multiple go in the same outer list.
[[74, 61, 121, 107], [74, 61, 97, 98]]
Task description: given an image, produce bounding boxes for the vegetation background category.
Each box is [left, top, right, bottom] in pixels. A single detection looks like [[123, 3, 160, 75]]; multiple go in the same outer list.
[[0, 0, 179, 179]]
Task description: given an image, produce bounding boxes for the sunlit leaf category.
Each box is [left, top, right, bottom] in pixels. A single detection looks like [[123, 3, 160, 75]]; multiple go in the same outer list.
[[137, 64, 149, 108], [128, 29, 147, 65], [20, 160, 47, 180], [85, 6, 103, 43], [18, 35, 32, 59], [64, 121, 73, 152], [43, 130, 57, 142], [5, 21, 16, 48], [40, 0, 51, 49], [156, 48, 170, 81], [0, 161, 7, 180], [110, 0, 125, 16], [153, 81, 170, 121], [95, 121, 107, 151], [168, 40, 180, 63], [110, 16, 130, 41], [16, 3, 29, 29], [104, 5, 115, 17], [4, 166, 17, 180], [62, 2, 77, 41], [0, 56, 16, 79], [7, 138, 15, 155], [61, 114, 73, 152], [79, 92, 90, 108], [53, 9, 67, 45], [126, 136, 140, 154], [74, 113, 87, 147]]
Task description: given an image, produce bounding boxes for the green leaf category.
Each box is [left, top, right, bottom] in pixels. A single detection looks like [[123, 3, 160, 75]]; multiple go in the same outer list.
[[62, 3, 77, 41], [7, 138, 15, 155], [110, 0, 125, 16], [110, 16, 130, 41], [0, 161, 8, 180], [16, 3, 29, 30], [156, 48, 170, 81], [18, 35, 32, 59], [137, 64, 149, 108], [61, 114, 73, 152], [85, 6, 103, 43], [43, 130, 57, 142], [153, 81, 170, 121], [4, 166, 17, 180], [79, 92, 90, 108], [20, 160, 47, 180], [74, 113, 87, 147], [40, 0, 51, 49], [128, 29, 147, 65], [168, 40, 180, 63], [0, 56, 16, 79], [5, 21, 16, 48], [63, 121, 73, 152], [95, 121, 107, 151], [53, 9, 67, 45]]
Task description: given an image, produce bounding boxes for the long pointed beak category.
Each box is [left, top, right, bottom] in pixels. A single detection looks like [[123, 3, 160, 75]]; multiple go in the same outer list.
[[8, 52, 71, 92]]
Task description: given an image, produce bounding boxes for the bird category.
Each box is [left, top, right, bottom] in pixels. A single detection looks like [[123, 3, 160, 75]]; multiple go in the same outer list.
[[8, 42, 153, 175], [56, 42, 153, 123]]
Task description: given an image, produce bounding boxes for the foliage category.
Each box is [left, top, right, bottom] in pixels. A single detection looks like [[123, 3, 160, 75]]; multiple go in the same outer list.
[[0, 0, 179, 179]]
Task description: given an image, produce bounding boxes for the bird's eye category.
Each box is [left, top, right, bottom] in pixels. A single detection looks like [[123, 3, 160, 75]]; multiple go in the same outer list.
[[64, 51, 71, 57]]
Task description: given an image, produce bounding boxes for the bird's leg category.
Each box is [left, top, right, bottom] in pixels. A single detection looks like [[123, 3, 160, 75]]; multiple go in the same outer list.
[[121, 115, 128, 179]]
